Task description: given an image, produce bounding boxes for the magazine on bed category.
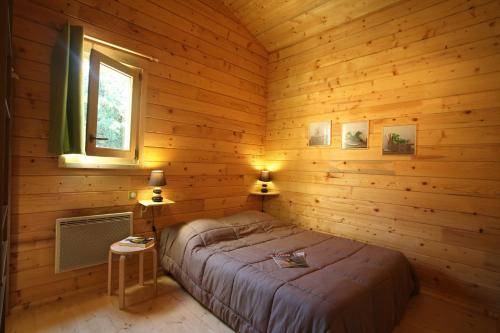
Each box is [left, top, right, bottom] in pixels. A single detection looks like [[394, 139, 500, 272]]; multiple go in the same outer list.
[[272, 251, 308, 268]]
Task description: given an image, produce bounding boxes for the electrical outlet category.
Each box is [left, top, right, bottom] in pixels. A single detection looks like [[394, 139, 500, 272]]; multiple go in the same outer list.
[[128, 191, 137, 200]]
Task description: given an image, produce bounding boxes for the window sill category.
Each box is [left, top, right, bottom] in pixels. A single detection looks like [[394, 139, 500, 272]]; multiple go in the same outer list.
[[58, 154, 140, 169]]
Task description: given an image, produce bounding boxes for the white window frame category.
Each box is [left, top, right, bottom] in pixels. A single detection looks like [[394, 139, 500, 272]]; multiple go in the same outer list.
[[86, 49, 141, 159], [59, 41, 148, 169]]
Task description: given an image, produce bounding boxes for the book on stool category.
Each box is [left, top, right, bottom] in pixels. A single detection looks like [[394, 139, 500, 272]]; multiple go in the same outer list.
[[118, 236, 154, 248]]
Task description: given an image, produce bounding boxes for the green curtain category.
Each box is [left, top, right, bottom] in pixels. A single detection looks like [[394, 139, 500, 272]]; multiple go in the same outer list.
[[48, 23, 85, 155]]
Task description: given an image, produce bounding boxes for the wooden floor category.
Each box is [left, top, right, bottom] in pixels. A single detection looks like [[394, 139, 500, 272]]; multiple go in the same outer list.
[[6, 275, 498, 333]]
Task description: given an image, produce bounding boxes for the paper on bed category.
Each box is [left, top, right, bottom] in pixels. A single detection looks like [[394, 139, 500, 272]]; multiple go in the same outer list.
[[271, 251, 308, 268]]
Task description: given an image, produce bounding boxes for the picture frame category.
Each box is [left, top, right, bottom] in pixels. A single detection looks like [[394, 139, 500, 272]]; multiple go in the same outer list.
[[382, 124, 416, 155], [341, 121, 369, 149], [308, 121, 331, 147]]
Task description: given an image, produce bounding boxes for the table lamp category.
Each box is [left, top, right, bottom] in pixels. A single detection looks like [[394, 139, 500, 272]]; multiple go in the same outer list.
[[149, 170, 167, 202], [259, 170, 271, 193]]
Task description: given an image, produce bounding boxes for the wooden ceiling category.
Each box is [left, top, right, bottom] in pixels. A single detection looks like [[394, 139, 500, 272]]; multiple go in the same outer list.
[[221, 0, 399, 52]]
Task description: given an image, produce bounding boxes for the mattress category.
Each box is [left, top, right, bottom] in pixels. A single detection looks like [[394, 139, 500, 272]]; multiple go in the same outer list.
[[159, 210, 417, 333]]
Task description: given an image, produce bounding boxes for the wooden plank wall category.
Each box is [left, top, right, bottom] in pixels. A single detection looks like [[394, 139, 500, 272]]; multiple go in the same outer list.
[[10, 0, 267, 309], [221, 0, 401, 51], [264, 0, 500, 312]]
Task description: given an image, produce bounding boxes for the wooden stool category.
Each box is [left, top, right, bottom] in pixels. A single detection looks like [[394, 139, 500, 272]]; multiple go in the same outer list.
[[107, 241, 157, 310]]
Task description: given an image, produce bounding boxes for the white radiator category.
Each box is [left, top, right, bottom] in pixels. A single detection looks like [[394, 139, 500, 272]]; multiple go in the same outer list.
[[55, 212, 133, 273]]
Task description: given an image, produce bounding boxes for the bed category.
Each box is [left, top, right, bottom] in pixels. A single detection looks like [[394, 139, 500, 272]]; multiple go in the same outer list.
[[159, 210, 417, 333]]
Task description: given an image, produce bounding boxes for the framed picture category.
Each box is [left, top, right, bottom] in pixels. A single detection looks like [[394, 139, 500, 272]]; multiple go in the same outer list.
[[382, 124, 416, 155], [341, 121, 368, 149], [308, 121, 331, 146]]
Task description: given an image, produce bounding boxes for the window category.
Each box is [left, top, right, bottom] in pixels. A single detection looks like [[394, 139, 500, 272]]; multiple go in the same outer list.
[[52, 31, 149, 169], [83, 47, 142, 160]]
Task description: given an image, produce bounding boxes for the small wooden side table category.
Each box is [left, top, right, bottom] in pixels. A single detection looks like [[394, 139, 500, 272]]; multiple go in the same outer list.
[[108, 241, 157, 310]]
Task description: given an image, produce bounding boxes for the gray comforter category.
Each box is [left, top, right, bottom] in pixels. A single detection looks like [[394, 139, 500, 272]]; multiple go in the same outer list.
[[159, 210, 417, 333]]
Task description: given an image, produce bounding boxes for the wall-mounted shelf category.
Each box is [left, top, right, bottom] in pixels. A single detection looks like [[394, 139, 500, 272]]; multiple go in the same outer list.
[[137, 199, 175, 240], [138, 199, 175, 207], [250, 191, 279, 212], [249, 191, 280, 196], [138, 199, 175, 215]]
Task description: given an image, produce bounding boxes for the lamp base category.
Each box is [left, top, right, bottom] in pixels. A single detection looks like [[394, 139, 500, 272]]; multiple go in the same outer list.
[[260, 183, 269, 193], [152, 187, 163, 202]]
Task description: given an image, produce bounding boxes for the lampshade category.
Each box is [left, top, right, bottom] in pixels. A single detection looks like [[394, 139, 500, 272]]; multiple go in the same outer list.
[[148, 170, 166, 186], [259, 170, 271, 182]]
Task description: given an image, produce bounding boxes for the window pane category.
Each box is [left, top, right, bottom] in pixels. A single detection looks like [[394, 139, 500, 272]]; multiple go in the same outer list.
[[96, 63, 133, 150]]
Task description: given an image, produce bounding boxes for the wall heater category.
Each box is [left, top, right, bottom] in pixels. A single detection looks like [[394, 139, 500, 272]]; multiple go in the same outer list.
[[55, 212, 133, 273]]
